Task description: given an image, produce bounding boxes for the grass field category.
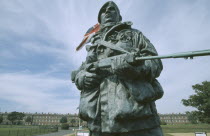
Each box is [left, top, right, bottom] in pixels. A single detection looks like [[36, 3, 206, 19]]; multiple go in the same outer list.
[[64, 124, 210, 136], [161, 124, 210, 133], [1, 124, 210, 136], [0, 125, 58, 136]]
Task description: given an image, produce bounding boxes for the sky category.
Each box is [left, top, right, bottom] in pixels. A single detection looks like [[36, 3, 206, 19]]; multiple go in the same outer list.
[[0, 0, 210, 114]]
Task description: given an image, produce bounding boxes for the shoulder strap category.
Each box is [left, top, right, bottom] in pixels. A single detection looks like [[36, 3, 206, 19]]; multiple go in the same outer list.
[[95, 40, 130, 54]]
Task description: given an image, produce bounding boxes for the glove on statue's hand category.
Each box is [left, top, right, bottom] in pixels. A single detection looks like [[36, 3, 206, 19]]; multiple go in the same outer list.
[[75, 70, 102, 90], [111, 55, 143, 79], [84, 71, 101, 89]]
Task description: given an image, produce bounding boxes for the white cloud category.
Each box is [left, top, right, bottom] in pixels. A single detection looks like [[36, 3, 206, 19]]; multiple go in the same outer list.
[[0, 0, 87, 68], [0, 0, 210, 114], [156, 57, 210, 113], [0, 72, 80, 114]]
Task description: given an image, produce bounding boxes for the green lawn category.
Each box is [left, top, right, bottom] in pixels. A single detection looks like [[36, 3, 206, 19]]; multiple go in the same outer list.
[[71, 124, 210, 136], [161, 124, 210, 133], [0, 125, 58, 136], [2, 124, 209, 136]]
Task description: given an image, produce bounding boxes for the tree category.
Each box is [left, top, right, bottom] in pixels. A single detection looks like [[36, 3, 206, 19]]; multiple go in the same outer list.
[[160, 120, 167, 125], [182, 81, 210, 124], [60, 116, 67, 123], [61, 123, 69, 130], [0, 116, 3, 124], [60, 116, 68, 130], [25, 116, 33, 125], [7, 111, 25, 125], [186, 111, 198, 124], [70, 119, 76, 126]]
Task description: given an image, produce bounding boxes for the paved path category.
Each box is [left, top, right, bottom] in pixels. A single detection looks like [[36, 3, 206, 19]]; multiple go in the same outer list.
[[35, 130, 74, 136]]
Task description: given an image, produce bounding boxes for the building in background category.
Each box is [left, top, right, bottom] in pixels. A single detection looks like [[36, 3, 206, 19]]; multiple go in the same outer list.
[[0, 112, 189, 126], [0, 112, 87, 127], [159, 113, 189, 124]]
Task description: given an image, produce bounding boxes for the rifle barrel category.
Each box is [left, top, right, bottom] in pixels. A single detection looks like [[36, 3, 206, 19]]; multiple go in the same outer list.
[[135, 49, 210, 61]]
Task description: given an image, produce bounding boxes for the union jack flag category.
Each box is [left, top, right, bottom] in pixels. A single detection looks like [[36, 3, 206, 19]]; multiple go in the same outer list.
[[76, 23, 100, 51]]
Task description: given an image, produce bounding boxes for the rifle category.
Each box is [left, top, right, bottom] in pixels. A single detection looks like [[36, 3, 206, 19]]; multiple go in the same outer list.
[[71, 49, 210, 82], [90, 49, 210, 69]]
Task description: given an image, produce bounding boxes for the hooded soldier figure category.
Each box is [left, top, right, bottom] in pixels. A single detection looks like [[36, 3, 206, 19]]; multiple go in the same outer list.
[[72, 1, 164, 136]]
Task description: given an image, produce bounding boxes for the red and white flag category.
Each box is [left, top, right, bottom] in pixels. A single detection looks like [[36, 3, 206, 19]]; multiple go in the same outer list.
[[76, 23, 100, 51]]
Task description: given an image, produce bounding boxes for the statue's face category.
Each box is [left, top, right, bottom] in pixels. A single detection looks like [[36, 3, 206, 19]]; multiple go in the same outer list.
[[100, 4, 119, 24]]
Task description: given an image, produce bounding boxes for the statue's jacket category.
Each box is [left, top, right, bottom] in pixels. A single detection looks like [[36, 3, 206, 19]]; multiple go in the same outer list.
[[75, 22, 164, 133]]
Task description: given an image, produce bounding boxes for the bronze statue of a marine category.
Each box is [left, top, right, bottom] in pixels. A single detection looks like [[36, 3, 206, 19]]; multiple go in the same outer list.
[[72, 1, 164, 136]]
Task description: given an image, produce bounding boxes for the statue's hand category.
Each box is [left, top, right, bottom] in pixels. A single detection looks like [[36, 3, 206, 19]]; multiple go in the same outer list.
[[111, 55, 142, 79], [83, 71, 101, 89], [111, 55, 131, 74], [75, 70, 102, 90]]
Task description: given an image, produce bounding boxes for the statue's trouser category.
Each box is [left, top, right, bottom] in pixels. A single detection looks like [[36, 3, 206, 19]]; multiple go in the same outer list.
[[90, 126, 164, 136]]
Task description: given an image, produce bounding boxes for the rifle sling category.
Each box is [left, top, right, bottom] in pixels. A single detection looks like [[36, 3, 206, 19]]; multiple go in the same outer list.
[[95, 40, 130, 54]]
